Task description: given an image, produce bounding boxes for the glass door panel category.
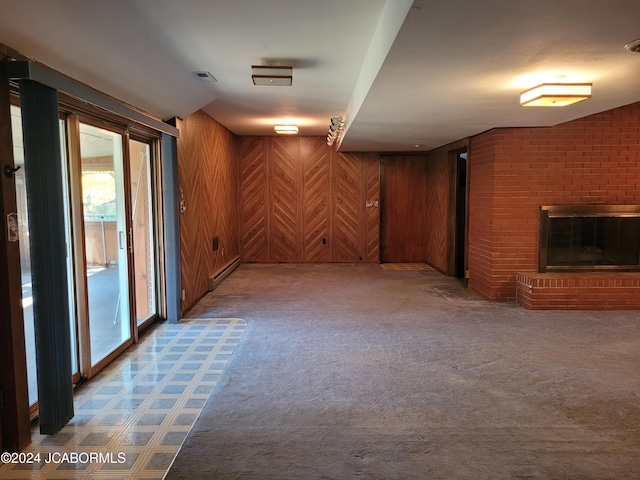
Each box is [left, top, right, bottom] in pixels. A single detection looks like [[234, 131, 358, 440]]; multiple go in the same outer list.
[[59, 117, 79, 377], [10, 104, 37, 406], [129, 139, 157, 326], [11, 105, 78, 406], [79, 123, 131, 366]]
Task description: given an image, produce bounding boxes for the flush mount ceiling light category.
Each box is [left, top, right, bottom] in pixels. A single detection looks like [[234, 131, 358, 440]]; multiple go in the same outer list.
[[274, 125, 298, 134], [520, 83, 592, 107], [625, 38, 640, 52], [252, 65, 293, 86]]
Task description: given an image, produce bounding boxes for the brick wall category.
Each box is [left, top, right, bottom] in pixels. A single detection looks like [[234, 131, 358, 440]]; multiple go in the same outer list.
[[516, 272, 640, 310], [468, 101, 640, 303]]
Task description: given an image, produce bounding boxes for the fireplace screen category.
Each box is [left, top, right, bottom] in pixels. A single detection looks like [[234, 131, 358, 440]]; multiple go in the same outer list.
[[539, 205, 640, 272]]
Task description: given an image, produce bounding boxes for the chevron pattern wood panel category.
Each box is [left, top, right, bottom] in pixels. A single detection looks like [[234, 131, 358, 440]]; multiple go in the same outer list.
[[364, 154, 380, 263], [302, 137, 330, 262], [425, 138, 468, 275], [333, 152, 362, 262], [425, 148, 450, 272], [177, 111, 240, 312], [270, 137, 301, 262], [240, 137, 268, 262], [238, 136, 379, 263]]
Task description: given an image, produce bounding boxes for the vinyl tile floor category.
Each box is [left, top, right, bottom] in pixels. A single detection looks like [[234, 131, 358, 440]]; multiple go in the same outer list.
[[0, 317, 247, 479]]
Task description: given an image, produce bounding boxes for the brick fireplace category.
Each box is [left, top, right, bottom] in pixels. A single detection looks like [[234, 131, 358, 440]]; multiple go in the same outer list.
[[467, 101, 640, 309], [539, 205, 640, 272]]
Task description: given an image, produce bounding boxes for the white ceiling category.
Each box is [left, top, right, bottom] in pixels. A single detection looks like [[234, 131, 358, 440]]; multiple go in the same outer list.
[[1, 0, 639, 152]]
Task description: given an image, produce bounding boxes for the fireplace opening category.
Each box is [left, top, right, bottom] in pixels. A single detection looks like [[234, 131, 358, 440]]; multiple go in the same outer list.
[[539, 205, 640, 272]]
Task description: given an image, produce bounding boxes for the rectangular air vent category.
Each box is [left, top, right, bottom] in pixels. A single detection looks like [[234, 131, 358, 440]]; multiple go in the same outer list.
[[193, 71, 217, 82]]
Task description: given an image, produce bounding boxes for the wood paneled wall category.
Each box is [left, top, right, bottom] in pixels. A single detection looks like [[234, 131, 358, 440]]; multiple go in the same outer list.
[[424, 138, 468, 274], [240, 136, 379, 263], [176, 111, 240, 313]]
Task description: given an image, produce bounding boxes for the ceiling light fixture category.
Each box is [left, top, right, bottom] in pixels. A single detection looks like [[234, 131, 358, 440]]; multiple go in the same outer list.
[[274, 125, 298, 134], [625, 38, 640, 52], [520, 83, 592, 107], [252, 65, 293, 86]]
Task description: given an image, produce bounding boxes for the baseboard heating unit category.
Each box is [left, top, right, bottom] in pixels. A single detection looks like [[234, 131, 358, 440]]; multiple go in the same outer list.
[[207, 255, 240, 291]]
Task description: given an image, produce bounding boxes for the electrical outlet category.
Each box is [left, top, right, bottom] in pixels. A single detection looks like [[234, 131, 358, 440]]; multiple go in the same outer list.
[[221, 247, 225, 257]]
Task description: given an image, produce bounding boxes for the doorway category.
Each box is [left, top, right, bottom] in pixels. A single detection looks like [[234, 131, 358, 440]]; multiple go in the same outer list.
[[10, 103, 161, 414], [380, 155, 428, 263], [453, 150, 467, 279]]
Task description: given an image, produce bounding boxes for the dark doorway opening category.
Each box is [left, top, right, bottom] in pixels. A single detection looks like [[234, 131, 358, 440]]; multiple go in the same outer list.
[[454, 151, 467, 279]]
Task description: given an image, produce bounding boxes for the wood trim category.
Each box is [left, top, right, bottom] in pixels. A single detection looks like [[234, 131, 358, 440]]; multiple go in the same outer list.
[[122, 130, 139, 345], [151, 137, 168, 324], [0, 68, 31, 452], [66, 114, 92, 380]]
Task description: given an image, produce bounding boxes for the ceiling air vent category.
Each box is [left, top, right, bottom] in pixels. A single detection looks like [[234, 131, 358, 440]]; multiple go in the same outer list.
[[193, 71, 217, 82]]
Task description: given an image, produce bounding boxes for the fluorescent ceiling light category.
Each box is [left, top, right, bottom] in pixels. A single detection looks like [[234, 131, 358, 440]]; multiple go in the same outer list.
[[520, 83, 592, 107], [252, 65, 292, 86], [274, 125, 298, 134]]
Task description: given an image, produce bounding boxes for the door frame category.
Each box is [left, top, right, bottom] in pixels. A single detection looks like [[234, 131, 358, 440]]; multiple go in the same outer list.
[[448, 148, 468, 283], [65, 114, 137, 379], [0, 72, 32, 452], [1, 59, 169, 449], [128, 133, 163, 336]]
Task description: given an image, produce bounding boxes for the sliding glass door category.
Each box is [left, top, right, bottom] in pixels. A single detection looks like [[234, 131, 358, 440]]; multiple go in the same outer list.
[[129, 138, 158, 328], [78, 123, 132, 366], [10, 104, 79, 408], [12, 99, 162, 414]]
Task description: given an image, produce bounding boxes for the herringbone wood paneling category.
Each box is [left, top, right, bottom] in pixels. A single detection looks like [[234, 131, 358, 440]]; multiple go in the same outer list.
[[364, 154, 380, 263], [270, 137, 301, 262], [302, 137, 330, 262], [240, 137, 268, 262], [238, 136, 379, 263], [425, 138, 468, 275], [177, 111, 239, 312], [333, 152, 362, 262]]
